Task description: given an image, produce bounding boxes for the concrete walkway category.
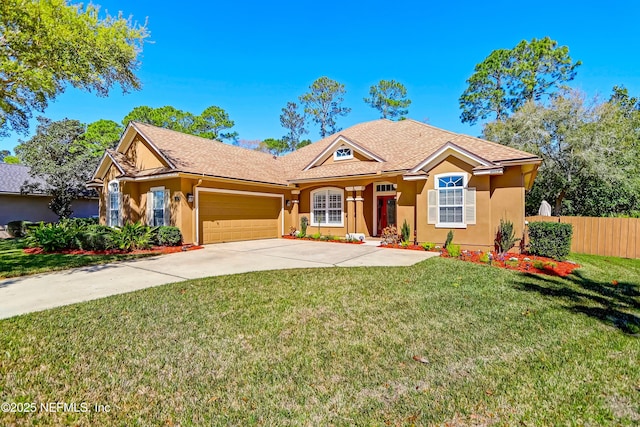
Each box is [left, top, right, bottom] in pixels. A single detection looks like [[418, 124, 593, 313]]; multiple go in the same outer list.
[[0, 239, 438, 319]]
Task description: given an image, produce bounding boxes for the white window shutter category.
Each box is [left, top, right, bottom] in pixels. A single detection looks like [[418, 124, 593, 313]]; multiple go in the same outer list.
[[105, 190, 111, 226], [428, 190, 437, 224], [146, 191, 153, 225], [465, 188, 476, 225], [164, 189, 171, 226], [119, 193, 124, 226]]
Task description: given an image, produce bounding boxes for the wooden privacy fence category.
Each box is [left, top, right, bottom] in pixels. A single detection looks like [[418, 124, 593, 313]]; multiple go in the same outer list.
[[525, 216, 640, 259]]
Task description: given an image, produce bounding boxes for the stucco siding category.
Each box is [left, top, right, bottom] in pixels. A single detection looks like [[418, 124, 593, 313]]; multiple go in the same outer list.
[[125, 136, 167, 170], [0, 195, 98, 225]]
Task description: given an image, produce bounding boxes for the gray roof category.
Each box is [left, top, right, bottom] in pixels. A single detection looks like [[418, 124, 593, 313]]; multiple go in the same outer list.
[[0, 163, 47, 195]]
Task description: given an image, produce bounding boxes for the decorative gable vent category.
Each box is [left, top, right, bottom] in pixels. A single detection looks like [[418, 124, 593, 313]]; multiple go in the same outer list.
[[334, 147, 353, 160]]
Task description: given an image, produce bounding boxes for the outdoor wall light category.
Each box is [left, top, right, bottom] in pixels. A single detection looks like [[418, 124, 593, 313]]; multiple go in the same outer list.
[[187, 193, 194, 203], [286, 199, 291, 207]]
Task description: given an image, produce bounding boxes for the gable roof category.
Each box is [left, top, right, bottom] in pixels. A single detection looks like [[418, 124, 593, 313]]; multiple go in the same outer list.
[[91, 119, 540, 186], [280, 119, 540, 182], [302, 135, 386, 171], [93, 122, 289, 186], [0, 163, 47, 195]]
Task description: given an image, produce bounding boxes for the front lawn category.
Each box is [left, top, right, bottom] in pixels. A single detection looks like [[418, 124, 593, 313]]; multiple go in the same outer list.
[[1, 254, 638, 425], [0, 238, 154, 278]]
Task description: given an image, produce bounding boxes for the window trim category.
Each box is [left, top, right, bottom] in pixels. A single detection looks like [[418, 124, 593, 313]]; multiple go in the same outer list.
[[333, 147, 353, 161], [434, 173, 467, 229], [107, 180, 121, 227], [148, 186, 169, 227], [310, 187, 344, 227]]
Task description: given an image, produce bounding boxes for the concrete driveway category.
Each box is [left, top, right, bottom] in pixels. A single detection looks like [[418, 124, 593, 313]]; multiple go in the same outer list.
[[0, 239, 438, 320]]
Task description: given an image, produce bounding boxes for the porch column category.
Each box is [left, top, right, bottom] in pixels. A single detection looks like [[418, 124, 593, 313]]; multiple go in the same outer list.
[[354, 186, 367, 235], [291, 190, 300, 231], [345, 187, 355, 235]]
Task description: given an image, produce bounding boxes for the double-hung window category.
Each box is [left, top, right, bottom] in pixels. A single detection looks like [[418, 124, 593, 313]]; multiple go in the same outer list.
[[147, 187, 170, 226], [311, 188, 344, 226], [438, 175, 464, 225], [428, 173, 475, 228], [107, 180, 120, 227]]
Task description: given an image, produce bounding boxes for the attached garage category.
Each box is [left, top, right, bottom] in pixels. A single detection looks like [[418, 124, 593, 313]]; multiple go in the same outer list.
[[197, 189, 283, 244]]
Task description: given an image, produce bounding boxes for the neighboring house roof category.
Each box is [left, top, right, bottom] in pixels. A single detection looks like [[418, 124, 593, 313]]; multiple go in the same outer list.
[[91, 119, 541, 186], [0, 163, 48, 195]]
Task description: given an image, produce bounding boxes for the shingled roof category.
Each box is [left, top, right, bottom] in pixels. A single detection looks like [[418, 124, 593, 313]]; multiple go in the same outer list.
[[94, 119, 540, 185], [133, 122, 288, 185], [0, 163, 47, 195]]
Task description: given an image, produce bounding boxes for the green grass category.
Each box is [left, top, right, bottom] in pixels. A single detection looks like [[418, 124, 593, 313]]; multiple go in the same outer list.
[[1, 254, 638, 425], [0, 238, 154, 278]]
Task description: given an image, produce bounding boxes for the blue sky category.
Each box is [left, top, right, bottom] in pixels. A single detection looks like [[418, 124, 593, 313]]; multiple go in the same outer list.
[[2, 0, 639, 153]]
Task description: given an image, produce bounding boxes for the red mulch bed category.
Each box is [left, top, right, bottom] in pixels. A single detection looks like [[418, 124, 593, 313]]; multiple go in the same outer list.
[[23, 245, 204, 256], [282, 235, 365, 244], [380, 243, 426, 251], [446, 251, 580, 277], [379, 244, 579, 277]]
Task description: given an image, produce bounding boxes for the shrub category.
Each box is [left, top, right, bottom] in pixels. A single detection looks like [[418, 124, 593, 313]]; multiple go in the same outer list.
[[495, 218, 520, 254], [421, 242, 435, 251], [444, 230, 454, 248], [77, 225, 114, 251], [111, 222, 154, 252], [401, 219, 410, 242], [446, 243, 461, 257], [26, 222, 78, 252], [155, 226, 182, 246], [310, 232, 321, 240], [7, 220, 31, 238], [479, 252, 490, 263], [381, 225, 400, 245], [401, 240, 410, 248], [527, 221, 573, 261], [64, 217, 99, 228], [532, 260, 545, 269], [300, 216, 308, 237]]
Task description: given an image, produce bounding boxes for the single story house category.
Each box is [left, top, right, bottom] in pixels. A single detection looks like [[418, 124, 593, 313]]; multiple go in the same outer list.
[[0, 163, 98, 226], [88, 119, 540, 250]]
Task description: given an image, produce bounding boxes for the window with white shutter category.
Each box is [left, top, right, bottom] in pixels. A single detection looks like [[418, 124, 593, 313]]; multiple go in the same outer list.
[[428, 173, 475, 228]]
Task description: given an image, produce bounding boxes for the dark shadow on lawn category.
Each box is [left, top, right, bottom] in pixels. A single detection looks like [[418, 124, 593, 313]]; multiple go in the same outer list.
[[513, 271, 640, 335]]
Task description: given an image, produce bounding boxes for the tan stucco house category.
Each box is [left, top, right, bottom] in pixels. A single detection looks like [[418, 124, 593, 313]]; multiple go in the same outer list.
[[88, 119, 540, 250]]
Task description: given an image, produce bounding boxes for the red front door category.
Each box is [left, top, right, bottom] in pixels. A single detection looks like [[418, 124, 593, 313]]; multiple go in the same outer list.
[[377, 195, 396, 234]]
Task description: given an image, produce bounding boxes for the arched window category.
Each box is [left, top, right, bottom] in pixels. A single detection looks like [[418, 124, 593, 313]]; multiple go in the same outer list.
[[107, 180, 120, 227], [428, 173, 476, 228], [311, 188, 344, 226]]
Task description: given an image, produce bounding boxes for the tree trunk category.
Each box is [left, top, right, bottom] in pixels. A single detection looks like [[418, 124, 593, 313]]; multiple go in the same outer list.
[[553, 189, 566, 216]]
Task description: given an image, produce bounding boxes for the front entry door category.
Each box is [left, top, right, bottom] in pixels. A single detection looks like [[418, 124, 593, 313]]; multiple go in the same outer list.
[[377, 195, 397, 234]]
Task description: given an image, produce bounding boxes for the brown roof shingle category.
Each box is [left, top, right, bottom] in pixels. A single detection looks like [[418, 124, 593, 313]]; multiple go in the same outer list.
[[107, 119, 539, 185]]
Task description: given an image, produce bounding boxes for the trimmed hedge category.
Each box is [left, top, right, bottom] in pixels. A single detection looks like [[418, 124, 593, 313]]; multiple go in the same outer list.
[[527, 221, 573, 261]]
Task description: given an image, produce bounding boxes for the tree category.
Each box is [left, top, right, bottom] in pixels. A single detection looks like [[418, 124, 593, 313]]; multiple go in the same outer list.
[[300, 77, 351, 138], [81, 119, 124, 158], [460, 37, 581, 125], [364, 79, 411, 119], [262, 138, 288, 156], [3, 155, 20, 164], [14, 117, 95, 218], [0, 150, 9, 161], [279, 102, 308, 150], [123, 105, 238, 142], [483, 91, 639, 216], [0, 0, 148, 136]]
